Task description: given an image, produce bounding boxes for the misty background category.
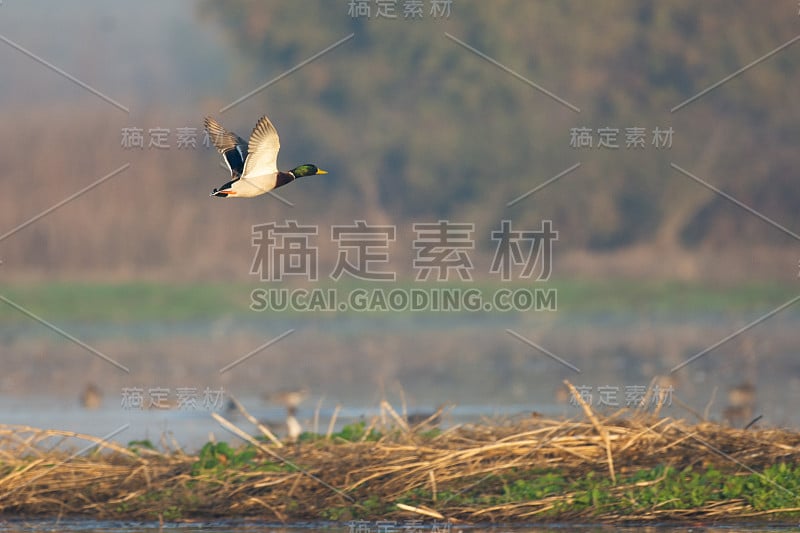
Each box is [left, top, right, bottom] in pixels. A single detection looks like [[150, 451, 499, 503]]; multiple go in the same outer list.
[[0, 1, 798, 443]]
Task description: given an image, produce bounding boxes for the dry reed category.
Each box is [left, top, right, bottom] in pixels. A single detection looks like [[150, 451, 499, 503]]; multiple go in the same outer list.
[[1, 387, 800, 524]]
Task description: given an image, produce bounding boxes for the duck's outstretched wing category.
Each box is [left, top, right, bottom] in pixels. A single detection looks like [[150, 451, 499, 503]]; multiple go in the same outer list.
[[242, 115, 281, 179], [204, 116, 248, 177]]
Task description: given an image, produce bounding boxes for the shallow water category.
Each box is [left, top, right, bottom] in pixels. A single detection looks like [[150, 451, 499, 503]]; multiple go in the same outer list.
[[2, 310, 799, 450], [0, 394, 563, 452], [2, 519, 800, 532]]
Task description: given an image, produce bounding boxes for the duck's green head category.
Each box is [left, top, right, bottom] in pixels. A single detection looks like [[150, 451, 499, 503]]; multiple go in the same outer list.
[[291, 164, 328, 178]]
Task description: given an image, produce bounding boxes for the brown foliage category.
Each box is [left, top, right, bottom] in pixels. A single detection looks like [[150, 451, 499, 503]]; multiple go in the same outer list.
[[2, 394, 800, 523]]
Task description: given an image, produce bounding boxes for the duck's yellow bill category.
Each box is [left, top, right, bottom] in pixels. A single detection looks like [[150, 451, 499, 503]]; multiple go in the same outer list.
[[317, 169, 329, 174]]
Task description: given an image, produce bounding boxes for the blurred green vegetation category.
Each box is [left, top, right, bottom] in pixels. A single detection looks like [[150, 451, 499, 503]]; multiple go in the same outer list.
[[198, 1, 799, 250], [0, 280, 793, 322], [0, 2, 797, 280], [400, 463, 800, 517]]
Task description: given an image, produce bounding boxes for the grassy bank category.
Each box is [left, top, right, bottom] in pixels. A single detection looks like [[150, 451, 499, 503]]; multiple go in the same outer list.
[[1, 394, 800, 524], [0, 280, 794, 322]]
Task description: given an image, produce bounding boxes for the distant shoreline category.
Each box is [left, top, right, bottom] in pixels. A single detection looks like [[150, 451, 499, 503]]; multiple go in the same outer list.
[[0, 278, 795, 322]]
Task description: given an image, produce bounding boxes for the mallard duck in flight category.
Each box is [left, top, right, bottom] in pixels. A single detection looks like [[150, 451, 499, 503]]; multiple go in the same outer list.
[[204, 115, 327, 198]]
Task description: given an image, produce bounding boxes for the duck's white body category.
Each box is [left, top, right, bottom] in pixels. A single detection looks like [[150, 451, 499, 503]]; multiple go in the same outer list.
[[205, 115, 320, 198], [205, 115, 281, 198]]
